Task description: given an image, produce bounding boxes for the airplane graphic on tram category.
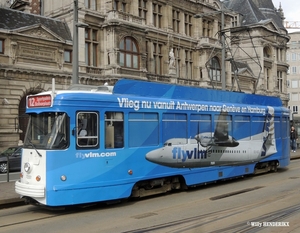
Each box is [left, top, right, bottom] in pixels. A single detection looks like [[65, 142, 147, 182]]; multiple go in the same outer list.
[[146, 106, 277, 168]]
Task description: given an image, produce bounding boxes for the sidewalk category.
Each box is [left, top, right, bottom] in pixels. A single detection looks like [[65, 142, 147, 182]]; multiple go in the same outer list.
[[290, 150, 300, 160], [1, 151, 300, 208]]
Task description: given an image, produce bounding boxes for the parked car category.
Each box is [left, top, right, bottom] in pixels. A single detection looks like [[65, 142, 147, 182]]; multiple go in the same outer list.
[[0, 146, 22, 173]]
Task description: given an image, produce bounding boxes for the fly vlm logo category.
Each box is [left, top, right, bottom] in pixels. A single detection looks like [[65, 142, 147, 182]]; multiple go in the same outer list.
[[172, 147, 207, 162]]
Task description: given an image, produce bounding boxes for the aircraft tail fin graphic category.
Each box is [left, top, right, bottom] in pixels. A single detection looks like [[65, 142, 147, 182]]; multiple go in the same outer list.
[[214, 111, 229, 143], [195, 111, 239, 148], [261, 106, 277, 156]]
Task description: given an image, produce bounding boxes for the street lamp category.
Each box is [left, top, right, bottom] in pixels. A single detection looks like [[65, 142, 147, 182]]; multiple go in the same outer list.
[[72, 0, 89, 85], [194, 4, 226, 90]]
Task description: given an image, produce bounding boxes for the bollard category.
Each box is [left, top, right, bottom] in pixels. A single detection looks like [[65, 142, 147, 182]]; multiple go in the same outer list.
[[6, 154, 9, 182]]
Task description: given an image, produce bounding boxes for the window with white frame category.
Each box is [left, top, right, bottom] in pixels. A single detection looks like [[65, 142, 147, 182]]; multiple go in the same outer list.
[[291, 93, 299, 101], [292, 80, 298, 88]]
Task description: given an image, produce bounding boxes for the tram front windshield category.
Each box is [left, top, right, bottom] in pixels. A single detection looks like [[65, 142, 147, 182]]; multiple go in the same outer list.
[[24, 112, 68, 149]]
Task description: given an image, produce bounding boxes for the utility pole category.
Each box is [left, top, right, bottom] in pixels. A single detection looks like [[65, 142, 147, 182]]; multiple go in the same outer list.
[[221, 3, 226, 90], [72, 0, 79, 85]]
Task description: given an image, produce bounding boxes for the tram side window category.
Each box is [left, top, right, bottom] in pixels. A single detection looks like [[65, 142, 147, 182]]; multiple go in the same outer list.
[[162, 113, 187, 144], [105, 112, 124, 148], [282, 117, 289, 138], [234, 115, 250, 140], [128, 112, 159, 147], [214, 112, 232, 142], [190, 114, 212, 144], [252, 116, 265, 140], [274, 116, 281, 139], [76, 112, 99, 148]]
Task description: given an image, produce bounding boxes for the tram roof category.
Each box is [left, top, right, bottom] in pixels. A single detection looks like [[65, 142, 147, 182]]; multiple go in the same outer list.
[[112, 79, 283, 106]]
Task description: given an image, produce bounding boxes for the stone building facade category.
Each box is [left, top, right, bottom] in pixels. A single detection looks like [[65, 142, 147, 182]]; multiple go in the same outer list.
[[42, 0, 235, 88], [287, 32, 300, 121], [0, 7, 73, 150], [0, 0, 290, 150], [224, 0, 289, 100], [42, 0, 289, 95]]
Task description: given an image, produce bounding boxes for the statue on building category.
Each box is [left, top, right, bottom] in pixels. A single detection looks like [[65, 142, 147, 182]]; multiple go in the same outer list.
[[169, 48, 175, 68], [169, 48, 176, 75]]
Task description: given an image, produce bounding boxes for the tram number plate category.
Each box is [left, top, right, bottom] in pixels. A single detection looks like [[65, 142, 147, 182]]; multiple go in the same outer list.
[[27, 95, 52, 108]]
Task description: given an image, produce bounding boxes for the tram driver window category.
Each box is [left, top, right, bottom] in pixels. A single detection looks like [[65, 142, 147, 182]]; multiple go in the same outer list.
[[105, 112, 124, 148], [76, 112, 99, 148]]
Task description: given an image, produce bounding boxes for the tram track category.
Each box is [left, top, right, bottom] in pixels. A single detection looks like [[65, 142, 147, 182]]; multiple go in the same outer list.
[[0, 206, 71, 228], [124, 197, 300, 233], [124, 165, 300, 233], [208, 204, 300, 233], [0, 190, 299, 233], [2, 179, 298, 233]]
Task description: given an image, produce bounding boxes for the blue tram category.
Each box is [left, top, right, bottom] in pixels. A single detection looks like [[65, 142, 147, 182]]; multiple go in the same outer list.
[[15, 79, 290, 206]]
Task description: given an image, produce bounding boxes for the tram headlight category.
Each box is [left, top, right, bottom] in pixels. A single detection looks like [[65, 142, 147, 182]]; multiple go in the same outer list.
[[60, 175, 67, 181], [24, 162, 31, 173]]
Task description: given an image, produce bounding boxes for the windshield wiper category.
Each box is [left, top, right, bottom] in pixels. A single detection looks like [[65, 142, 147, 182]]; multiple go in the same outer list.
[[28, 140, 42, 157]]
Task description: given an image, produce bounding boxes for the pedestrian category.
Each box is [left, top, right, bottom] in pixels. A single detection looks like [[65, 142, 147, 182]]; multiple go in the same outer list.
[[290, 126, 298, 152]]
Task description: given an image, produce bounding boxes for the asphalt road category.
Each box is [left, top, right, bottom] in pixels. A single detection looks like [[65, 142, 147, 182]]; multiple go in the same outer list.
[[1, 159, 300, 233]]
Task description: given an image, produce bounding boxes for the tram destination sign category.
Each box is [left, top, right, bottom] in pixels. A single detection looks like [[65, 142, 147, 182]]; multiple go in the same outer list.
[[27, 94, 52, 108]]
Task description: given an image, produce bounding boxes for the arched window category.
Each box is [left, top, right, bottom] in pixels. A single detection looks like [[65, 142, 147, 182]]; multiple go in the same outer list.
[[209, 57, 221, 81], [119, 37, 139, 69]]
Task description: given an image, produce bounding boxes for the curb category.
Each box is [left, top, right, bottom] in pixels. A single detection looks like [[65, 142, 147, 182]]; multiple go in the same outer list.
[[0, 198, 26, 209], [290, 154, 300, 160]]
